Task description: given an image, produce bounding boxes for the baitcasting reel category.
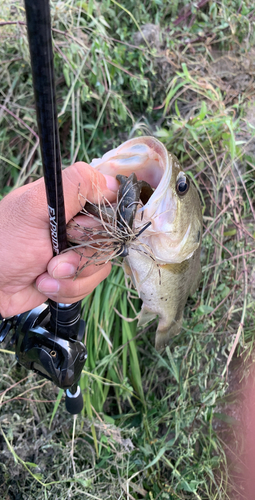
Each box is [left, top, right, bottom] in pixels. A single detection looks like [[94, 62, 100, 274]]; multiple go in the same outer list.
[[0, 301, 86, 414]]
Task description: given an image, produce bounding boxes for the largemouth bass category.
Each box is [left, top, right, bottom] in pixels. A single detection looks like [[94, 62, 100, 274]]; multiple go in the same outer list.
[[70, 136, 203, 350]]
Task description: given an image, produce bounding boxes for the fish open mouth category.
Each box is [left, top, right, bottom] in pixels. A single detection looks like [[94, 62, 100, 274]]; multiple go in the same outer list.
[[91, 136, 169, 190]]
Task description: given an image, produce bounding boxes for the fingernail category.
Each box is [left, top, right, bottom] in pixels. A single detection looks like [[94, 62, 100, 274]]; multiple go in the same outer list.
[[37, 278, 60, 294], [104, 174, 119, 192], [52, 263, 76, 278]]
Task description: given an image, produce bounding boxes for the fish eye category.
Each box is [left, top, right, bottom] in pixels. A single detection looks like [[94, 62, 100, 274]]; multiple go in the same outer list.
[[176, 176, 190, 197]]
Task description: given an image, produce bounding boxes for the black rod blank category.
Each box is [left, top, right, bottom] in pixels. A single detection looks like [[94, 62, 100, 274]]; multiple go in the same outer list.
[[24, 0, 67, 254]]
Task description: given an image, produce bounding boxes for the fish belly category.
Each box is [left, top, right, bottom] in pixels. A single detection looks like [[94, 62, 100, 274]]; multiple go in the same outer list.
[[123, 247, 201, 350]]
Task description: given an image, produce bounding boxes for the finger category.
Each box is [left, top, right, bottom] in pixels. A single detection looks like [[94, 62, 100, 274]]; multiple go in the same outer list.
[[69, 213, 104, 229], [35, 263, 111, 303], [62, 162, 119, 221], [47, 248, 108, 280], [66, 213, 104, 246]]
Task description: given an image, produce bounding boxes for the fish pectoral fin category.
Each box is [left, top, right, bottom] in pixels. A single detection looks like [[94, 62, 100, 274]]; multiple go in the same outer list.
[[155, 314, 183, 351], [138, 305, 157, 327]]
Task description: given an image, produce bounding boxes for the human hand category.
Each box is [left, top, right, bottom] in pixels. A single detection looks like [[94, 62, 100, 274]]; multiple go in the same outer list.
[[0, 162, 119, 318]]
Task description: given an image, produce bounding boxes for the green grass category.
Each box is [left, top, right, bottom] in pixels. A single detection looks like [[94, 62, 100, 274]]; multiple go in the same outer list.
[[0, 0, 255, 498]]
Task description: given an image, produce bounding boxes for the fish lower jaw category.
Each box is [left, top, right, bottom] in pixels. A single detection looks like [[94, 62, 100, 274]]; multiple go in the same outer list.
[[136, 224, 198, 264], [134, 240, 197, 265]]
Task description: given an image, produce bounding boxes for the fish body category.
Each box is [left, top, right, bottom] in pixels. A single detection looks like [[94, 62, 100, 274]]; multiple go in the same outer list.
[[90, 136, 203, 350]]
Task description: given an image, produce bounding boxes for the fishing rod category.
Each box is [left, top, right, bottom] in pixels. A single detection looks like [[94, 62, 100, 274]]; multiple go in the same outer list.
[[0, 0, 86, 414]]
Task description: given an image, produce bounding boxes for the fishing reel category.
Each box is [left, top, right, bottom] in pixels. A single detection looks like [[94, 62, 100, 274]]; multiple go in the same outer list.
[[0, 301, 86, 414]]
